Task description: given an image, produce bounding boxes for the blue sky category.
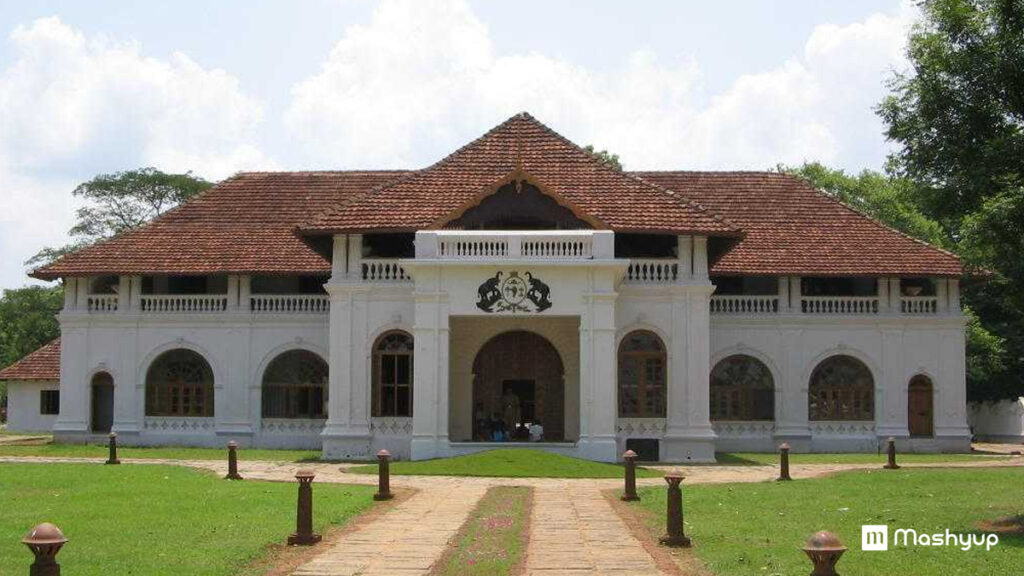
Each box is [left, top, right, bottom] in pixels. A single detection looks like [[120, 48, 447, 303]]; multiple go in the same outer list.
[[0, 0, 913, 291]]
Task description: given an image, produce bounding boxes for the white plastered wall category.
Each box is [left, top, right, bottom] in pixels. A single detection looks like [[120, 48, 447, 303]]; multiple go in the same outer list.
[[4, 380, 59, 432]]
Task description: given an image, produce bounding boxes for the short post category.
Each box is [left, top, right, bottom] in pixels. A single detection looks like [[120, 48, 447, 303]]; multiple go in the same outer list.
[[225, 441, 242, 480], [883, 437, 900, 470], [287, 470, 322, 545], [621, 449, 640, 501], [778, 442, 791, 481], [22, 522, 67, 576], [105, 432, 120, 465], [802, 531, 846, 576], [658, 472, 691, 547], [374, 449, 393, 501]]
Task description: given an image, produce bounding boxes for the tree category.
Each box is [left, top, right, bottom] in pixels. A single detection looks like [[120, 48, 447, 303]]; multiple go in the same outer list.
[[0, 286, 63, 408], [784, 162, 1008, 399], [878, 0, 1024, 401], [583, 145, 623, 170], [27, 168, 212, 268]]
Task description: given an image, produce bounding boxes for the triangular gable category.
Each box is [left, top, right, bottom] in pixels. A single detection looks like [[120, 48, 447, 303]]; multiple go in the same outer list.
[[298, 113, 740, 236]]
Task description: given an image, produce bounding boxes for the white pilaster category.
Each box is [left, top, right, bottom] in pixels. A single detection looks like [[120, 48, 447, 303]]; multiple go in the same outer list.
[[935, 327, 971, 450], [677, 236, 693, 280], [63, 277, 78, 311], [948, 279, 961, 312], [578, 267, 618, 462], [238, 275, 251, 312], [936, 278, 949, 313], [778, 276, 790, 312], [321, 278, 373, 459], [662, 282, 716, 463], [876, 328, 909, 441], [774, 328, 811, 447], [789, 277, 802, 313], [116, 276, 131, 314], [888, 277, 901, 313], [410, 265, 450, 460], [692, 236, 708, 279], [226, 275, 240, 310]]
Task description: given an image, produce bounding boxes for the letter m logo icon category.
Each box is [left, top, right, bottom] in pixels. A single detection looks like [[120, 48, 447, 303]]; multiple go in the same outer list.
[[862, 525, 888, 551]]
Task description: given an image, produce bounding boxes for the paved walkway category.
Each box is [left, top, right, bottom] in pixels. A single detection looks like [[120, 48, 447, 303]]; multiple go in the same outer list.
[[291, 480, 488, 576], [2, 455, 1022, 575], [527, 482, 666, 576]]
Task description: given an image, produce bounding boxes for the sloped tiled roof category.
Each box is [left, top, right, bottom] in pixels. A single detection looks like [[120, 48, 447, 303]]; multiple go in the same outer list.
[[0, 339, 60, 381], [637, 171, 962, 277], [298, 113, 740, 236], [29, 113, 962, 279], [33, 171, 406, 280]]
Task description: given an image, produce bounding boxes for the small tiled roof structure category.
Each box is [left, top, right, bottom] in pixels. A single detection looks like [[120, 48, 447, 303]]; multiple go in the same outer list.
[[30, 112, 962, 280], [299, 113, 739, 236], [0, 338, 60, 381], [638, 172, 963, 277]]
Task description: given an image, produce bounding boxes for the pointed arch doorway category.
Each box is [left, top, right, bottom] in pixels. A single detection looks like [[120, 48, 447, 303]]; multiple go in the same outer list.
[[471, 330, 565, 441]]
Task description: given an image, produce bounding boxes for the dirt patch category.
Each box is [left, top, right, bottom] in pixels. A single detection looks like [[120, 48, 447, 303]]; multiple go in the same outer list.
[[247, 487, 415, 576], [977, 515, 1024, 535], [604, 489, 713, 576]]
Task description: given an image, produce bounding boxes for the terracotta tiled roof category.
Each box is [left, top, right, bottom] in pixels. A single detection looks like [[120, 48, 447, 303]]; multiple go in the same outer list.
[[636, 171, 962, 277], [298, 113, 740, 236], [0, 338, 60, 381], [32, 171, 406, 280]]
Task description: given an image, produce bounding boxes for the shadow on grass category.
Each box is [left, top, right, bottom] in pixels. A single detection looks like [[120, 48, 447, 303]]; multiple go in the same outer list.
[[712, 452, 765, 466], [974, 515, 1024, 548]]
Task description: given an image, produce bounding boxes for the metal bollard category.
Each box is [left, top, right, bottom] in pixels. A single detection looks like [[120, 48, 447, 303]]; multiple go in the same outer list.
[[621, 449, 640, 501], [374, 450, 393, 501], [225, 441, 243, 480], [658, 472, 691, 547], [105, 432, 120, 465], [778, 442, 792, 481], [802, 531, 846, 576], [22, 522, 67, 576], [287, 470, 322, 545], [883, 437, 900, 470]]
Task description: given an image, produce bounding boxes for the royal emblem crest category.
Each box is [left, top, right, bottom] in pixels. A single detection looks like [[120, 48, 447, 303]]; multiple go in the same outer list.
[[476, 271, 552, 313]]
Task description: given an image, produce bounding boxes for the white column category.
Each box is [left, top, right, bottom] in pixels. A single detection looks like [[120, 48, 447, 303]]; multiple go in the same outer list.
[[676, 236, 693, 280], [53, 326, 89, 437], [128, 276, 142, 311], [774, 329, 811, 447], [935, 327, 971, 450], [321, 282, 372, 459], [662, 283, 716, 463], [878, 277, 890, 312], [112, 323, 141, 436], [76, 277, 89, 310], [63, 278, 78, 311], [238, 275, 251, 312], [778, 276, 790, 312], [226, 275, 240, 310], [948, 279, 961, 312], [936, 278, 949, 313], [579, 267, 618, 462], [876, 328, 909, 441], [116, 276, 131, 314], [347, 234, 363, 281], [331, 235, 349, 279], [692, 236, 708, 279], [790, 277, 802, 313], [888, 277, 901, 313], [410, 265, 450, 460]]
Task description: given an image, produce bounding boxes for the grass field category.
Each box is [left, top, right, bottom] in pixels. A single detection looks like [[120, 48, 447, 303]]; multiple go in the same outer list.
[[432, 486, 531, 575], [715, 452, 1010, 466], [0, 442, 320, 462], [346, 448, 662, 478], [634, 467, 1024, 576], [0, 462, 376, 576]]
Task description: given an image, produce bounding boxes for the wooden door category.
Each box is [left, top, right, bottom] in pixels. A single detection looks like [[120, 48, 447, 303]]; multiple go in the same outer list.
[[91, 372, 115, 433], [908, 376, 933, 437]]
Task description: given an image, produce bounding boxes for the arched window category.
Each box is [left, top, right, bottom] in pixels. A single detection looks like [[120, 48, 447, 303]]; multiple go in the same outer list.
[[262, 350, 329, 419], [372, 331, 413, 417], [808, 355, 874, 421], [618, 331, 666, 418], [145, 349, 214, 417], [710, 355, 774, 421]]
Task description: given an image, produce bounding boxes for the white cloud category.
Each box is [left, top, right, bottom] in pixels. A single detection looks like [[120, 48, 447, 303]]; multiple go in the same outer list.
[[285, 0, 912, 171], [0, 16, 270, 289]]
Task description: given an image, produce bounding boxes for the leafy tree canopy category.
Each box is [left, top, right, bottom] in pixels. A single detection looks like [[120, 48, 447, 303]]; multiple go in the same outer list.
[[878, 0, 1024, 401], [582, 145, 623, 171], [27, 167, 212, 268], [0, 286, 63, 406]]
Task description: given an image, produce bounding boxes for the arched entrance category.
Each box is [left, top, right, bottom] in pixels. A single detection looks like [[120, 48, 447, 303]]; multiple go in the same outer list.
[[472, 330, 564, 441], [908, 375, 934, 437], [91, 372, 114, 433]]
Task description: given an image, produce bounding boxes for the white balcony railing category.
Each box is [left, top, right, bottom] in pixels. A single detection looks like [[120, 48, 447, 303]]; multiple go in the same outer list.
[[251, 294, 329, 314], [86, 294, 118, 313], [710, 295, 778, 314], [140, 294, 228, 313], [362, 259, 411, 282], [901, 296, 938, 315], [418, 230, 611, 261], [801, 296, 879, 315], [625, 259, 679, 284]]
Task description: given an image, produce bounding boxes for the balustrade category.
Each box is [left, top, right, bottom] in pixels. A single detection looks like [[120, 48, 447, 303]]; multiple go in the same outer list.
[[625, 259, 679, 284], [801, 296, 879, 315], [710, 295, 778, 314], [362, 260, 411, 282], [86, 294, 118, 313], [140, 294, 228, 313], [251, 295, 330, 313]]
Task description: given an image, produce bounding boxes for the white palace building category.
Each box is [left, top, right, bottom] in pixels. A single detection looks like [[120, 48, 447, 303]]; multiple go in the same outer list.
[[0, 113, 973, 462]]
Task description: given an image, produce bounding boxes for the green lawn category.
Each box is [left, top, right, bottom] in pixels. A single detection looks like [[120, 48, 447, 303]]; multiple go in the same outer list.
[[0, 462, 376, 576], [715, 452, 1009, 465], [635, 467, 1024, 576], [434, 486, 531, 575], [0, 442, 319, 462], [347, 448, 661, 478]]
